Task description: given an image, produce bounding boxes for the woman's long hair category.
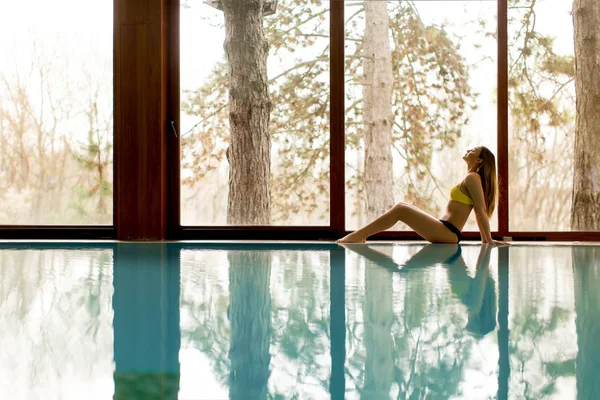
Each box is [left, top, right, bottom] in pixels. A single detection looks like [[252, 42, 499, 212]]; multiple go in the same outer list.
[[477, 147, 498, 217]]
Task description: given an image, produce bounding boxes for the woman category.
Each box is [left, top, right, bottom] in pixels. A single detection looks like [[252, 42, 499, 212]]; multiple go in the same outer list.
[[337, 146, 508, 245]]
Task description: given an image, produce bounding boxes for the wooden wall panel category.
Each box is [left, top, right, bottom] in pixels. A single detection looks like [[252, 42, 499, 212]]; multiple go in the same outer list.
[[115, 0, 168, 240], [118, 0, 162, 24], [330, 1, 345, 237], [497, 0, 509, 236]]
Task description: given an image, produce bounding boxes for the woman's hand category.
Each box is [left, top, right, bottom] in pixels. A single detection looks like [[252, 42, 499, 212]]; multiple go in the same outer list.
[[490, 240, 510, 246]]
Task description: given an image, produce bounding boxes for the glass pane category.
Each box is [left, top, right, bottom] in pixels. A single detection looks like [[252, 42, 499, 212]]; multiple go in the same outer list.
[[180, 0, 330, 226], [0, 0, 113, 225], [344, 1, 498, 233], [508, 0, 577, 231]]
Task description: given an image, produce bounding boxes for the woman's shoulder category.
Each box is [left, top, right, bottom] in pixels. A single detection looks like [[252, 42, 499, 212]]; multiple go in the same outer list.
[[464, 172, 482, 185], [456, 172, 480, 186]]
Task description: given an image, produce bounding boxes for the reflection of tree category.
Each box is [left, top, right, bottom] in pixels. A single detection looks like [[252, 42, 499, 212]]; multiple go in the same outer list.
[[509, 303, 573, 394], [270, 251, 330, 389], [508, 247, 577, 398], [572, 247, 600, 399], [362, 249, 393, 399], [180, 249, 332, 398], [0, 251, 41, 317], [0, 248, 114, 397], [343, 244, 494, 398], [228, 251, 272, 399], [181, 254, 231, 380]]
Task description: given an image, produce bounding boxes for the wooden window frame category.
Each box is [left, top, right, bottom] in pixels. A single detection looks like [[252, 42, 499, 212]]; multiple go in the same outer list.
[[1, 0, 599, 241]]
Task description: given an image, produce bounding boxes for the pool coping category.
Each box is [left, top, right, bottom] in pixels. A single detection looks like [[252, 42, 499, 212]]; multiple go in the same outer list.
[[0, 240, 599, 251]]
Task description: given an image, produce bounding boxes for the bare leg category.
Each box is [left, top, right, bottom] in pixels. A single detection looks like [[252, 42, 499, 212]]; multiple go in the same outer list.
[[337, 202, 458, 244], [340, 242, 462, 272], [337, 207, 402, 243]]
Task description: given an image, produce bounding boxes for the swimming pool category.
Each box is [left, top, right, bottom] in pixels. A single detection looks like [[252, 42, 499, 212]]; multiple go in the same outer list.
[[0, 242, 598, 399]]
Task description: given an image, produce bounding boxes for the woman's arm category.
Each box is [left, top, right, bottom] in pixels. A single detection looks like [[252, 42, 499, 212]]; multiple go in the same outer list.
[[475, 213, 488, 243], [464, 173, 494, 243], [464, 245, 493, 312], [476, 242, 493, 266], [464, 173, 509, 245]]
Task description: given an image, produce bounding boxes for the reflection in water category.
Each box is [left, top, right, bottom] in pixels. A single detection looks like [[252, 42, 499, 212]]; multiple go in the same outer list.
[[498, 246, 510, 400], [573, 247, 600, 400], [227, 251, 272, 400], [1, 244, 600, 399], [343, 244, 498, 399], [362, 246, 393, 400], [508, 246, 578, 398], [0, 249, 114, 400], [112, 244, 181, 400], [179, 248, 333, 399], [452, 246, 497, 337], [330, 248, 346, 400], [509, 246, 579, 399]]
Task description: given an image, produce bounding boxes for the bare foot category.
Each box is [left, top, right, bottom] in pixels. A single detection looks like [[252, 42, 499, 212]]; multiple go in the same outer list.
[[335, 232, 366, 243]]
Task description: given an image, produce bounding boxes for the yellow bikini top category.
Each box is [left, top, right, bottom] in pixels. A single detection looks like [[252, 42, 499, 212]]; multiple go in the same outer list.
[[450, 184, 474, 205]]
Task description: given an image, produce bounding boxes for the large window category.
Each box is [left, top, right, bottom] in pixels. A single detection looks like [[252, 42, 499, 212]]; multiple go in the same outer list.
[[344, 1, 498, 232], [0, 0, 113, 225], [2, 0, 600, 239], [180, 0, 331, 226], [508, 0, 576, 231]]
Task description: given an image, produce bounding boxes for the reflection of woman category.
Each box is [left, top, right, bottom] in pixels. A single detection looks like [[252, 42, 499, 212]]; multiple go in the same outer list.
[[448, 245, 497, 337], [337, 146, 508, 245], [341, 243, 497, 336]]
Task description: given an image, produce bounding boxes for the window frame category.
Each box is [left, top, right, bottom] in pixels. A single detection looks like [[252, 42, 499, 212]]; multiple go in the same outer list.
[[2, 0, 599, 241]]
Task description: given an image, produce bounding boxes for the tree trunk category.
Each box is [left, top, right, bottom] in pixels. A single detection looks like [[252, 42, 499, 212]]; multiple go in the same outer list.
[[222, 0, 272, 225], [362, 1, 395, 222], [228, 251, 272, 400], [572, 247, 600, 399], [571, 0, 600, 230], [362, 259, 393, 400]]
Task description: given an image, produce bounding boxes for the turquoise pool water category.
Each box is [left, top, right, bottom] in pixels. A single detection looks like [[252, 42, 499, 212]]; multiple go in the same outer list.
[[0, 242, 598, 399]]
